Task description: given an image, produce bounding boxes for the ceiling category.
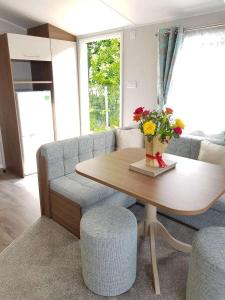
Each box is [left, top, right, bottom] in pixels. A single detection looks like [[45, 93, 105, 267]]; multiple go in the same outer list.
[[0, 0, 224, 36]]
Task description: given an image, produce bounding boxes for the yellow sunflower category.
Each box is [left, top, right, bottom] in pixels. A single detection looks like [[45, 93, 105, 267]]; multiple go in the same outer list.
[[175, 118, 185, 129], [143, 121, 156, 135]]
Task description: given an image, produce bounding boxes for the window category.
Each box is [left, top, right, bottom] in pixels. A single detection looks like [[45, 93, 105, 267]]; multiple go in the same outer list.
[[167, 27, 225, 137], [79, 33, 122, 134]]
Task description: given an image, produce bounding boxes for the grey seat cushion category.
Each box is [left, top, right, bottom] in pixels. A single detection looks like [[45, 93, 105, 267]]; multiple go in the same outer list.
[[82, 192, 136, 214], [50, 173, 116, 209], [211, 194, 225, 213], [159, 194, 225, 230], [42, 130, 137, 212]]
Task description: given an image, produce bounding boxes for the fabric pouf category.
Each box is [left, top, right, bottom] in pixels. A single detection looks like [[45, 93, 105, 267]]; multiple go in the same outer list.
[[186, 227, 225, 300], [80, 205, 137, 296]]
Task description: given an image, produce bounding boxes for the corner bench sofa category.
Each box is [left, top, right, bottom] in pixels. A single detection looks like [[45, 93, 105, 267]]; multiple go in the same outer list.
[[37, 130, 136, 237], [37, 129, 225, 237], [165, 135, 225, 229]]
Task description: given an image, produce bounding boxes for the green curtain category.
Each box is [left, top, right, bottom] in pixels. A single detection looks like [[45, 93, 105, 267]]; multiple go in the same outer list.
[[158, 27, 184, 109]]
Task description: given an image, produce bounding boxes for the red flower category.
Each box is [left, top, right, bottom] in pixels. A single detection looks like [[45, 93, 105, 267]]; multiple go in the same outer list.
[[133, 114, 141, 122], [165, 107, 173, 114], [142, 110, 150, 117], [134, 107, 144, 115], [174, 127, 182, 135]]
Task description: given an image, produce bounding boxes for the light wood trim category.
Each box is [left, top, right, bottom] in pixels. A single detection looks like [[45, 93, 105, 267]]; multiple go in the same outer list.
[[36, 149, 50, 216], [156, 220, 192, 253], [0, 34, 24, 177], [14, 80, 52, 84], [150, 223, 160, 295], [76, 148, 225, 216], [145, 204, 192, 294], [28, 23, 76, 42], [50, 190, 81, 238], [50, 38, 80, 140]]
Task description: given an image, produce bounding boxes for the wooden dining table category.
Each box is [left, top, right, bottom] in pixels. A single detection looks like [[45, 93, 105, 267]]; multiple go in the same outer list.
[[76, 148, 225, 295]]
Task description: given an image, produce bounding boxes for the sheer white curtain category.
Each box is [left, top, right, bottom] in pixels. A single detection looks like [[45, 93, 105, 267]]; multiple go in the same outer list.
[[167, 26, 225, 137]]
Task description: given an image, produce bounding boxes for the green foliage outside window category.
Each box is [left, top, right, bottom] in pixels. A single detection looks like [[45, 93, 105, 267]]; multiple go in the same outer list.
[[87, 38, 120, 132]]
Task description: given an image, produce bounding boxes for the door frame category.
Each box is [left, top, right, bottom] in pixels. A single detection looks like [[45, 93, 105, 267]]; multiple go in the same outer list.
[[78, 31, 123, 135]]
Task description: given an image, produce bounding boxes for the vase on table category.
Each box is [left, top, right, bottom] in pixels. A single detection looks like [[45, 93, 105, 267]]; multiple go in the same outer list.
[[145, 136, 168, 168]]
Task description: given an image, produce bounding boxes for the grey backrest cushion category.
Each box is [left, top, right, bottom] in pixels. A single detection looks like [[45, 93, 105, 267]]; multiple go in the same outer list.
[[41, 128, 223, 181], [40, 130, 116, 181], [166, 135, 203, 160]]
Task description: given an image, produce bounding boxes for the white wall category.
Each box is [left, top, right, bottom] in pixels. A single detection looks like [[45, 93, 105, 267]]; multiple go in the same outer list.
[[123, 10, 225, 126], [0, 17, 26, 34], [0, 17, 27, 168]]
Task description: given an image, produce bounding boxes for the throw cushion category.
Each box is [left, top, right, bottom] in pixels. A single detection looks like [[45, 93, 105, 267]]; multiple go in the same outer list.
[[198, 140, 225, 166], [116, 128, 144, 150]]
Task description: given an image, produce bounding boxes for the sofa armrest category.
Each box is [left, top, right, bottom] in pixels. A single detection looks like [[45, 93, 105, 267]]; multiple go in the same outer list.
[[36, 148, 51, 217]]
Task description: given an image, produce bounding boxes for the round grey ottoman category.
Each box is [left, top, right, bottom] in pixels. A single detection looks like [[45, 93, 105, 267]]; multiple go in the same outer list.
[[186, 227, 225, 300], [80, 205, 137, 296]]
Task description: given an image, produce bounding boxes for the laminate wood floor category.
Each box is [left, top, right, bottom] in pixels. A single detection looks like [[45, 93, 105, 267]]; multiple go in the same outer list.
[[0, 171, 40, 252]]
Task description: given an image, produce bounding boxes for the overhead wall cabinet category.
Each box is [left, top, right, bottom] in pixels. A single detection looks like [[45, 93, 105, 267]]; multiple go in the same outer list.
[[7, 33, 52, 61], [0, 24, 80, 177]]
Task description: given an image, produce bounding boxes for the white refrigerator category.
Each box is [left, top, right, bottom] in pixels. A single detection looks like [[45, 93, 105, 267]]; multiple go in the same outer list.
[[16, 91, 54, 175]]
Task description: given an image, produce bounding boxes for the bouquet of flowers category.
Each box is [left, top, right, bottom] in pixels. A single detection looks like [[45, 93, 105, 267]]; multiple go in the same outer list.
[[133, 106, 185, 143]]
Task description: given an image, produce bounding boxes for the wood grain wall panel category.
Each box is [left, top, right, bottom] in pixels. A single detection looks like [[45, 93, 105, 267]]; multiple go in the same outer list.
[[28, 23, 76, 42], [30, 61, 57, 140], [36, 149, 50, 216], [30, 61, 53, 82], [0, 34, 24, 177], [50, 190, 81, 238]]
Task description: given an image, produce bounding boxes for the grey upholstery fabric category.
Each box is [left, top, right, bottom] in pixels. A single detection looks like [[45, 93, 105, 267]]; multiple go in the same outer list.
[[186, 227, 225, 300], [41, 130, 136, 212], [80, 206, 137, 296], [41, 131, 116, 181], [160, 206, 225, 229], [208, 138, 225, 146], [166, 135, 203, 160], [50, 172, 136, 211], [50, 173, 116, 209], [41, 142, 65, 181], [41, 131, 225, 228], [82, 192, 136, 214], [211, 194, 225, 213], [164, 135, 225, 229]]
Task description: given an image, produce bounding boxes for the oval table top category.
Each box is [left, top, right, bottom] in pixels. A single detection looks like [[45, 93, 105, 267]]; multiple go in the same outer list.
[[76, 148, 225, 216]]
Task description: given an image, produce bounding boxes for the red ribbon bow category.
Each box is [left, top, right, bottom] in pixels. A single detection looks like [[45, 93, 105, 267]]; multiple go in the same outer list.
[[146, 152, 167, 168]]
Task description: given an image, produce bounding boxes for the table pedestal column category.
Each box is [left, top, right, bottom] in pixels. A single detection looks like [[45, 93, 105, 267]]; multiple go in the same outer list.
[[144, 204, 192, 295]]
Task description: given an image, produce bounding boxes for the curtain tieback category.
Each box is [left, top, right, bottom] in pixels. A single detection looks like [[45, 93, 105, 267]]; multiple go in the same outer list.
[[146, 152, 167, 168]]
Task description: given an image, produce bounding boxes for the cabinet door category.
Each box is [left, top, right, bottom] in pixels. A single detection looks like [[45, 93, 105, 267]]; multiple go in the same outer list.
[[51, 39, 80, 140], [7, 33, 51, 61]]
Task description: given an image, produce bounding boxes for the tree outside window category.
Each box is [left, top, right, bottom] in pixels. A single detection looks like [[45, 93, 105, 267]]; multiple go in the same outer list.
[[87, 38, 120, 132]]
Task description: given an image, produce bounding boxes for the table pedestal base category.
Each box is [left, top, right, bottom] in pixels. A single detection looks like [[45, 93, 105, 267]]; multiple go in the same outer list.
[[144, 204, 192, 295]]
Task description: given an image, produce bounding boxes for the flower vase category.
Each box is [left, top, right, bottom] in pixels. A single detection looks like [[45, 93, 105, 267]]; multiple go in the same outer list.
[[145, 136, 168, 168]]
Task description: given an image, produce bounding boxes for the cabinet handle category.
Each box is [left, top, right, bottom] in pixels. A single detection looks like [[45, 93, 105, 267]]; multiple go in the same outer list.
[[23, 54, 40, 59]]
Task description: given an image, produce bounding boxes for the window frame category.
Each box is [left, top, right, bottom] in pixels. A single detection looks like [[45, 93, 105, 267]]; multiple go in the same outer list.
[[78, 31, 123, 135]]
